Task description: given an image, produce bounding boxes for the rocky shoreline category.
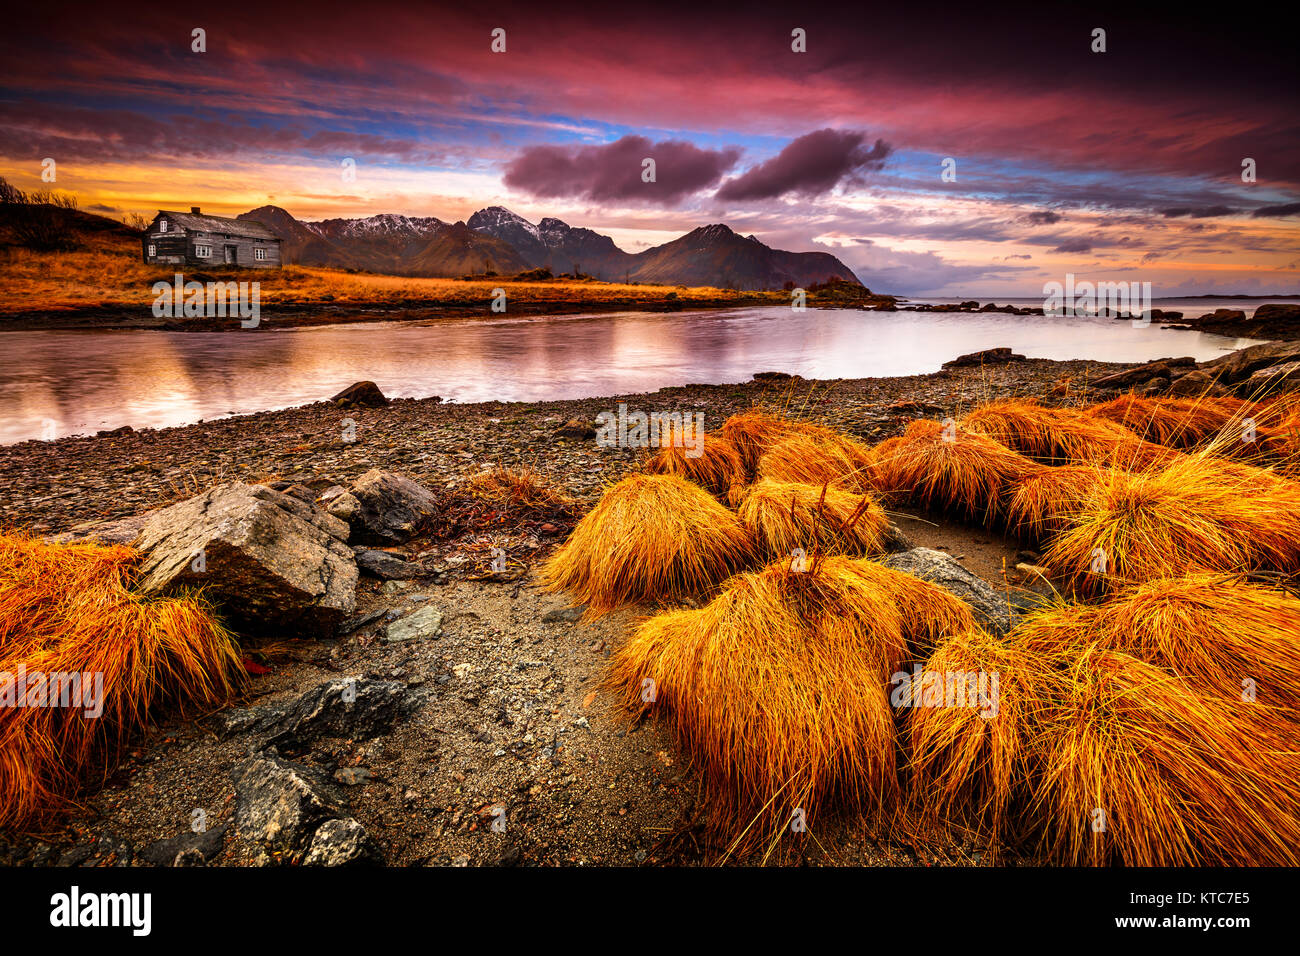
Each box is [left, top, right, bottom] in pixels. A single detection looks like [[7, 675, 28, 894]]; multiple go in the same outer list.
[[0, 349, 1293, 867]]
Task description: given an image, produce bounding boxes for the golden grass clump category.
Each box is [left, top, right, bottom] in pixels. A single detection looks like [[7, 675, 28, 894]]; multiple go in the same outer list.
[[542, 473, 754, 614], [1029, 645, 1300, 866], [641, 432, 748, 497], [753, 430, 877, 492], [0, 533, 245, 829], [735, 479, 889, 561], [962, 397, 1175, 469], [869, 418, 1044, 524], [463, 464, 574, 517], [901, 628, 1068, 845], [718, 409, 873, 481], [1084, 394, 1247, 449], [1039, 454, 1300, 594], [1004, 463, 1110, 538], [606, 555, 979, 851], [1019, 575, 1300, 714]]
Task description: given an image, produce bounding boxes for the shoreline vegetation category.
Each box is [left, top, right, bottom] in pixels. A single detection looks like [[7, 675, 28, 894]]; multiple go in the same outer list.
[[3, 358, 1298, 867]]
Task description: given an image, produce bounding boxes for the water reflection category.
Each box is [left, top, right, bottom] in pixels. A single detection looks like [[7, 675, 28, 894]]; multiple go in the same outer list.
[[0, 307, 1261, 444]]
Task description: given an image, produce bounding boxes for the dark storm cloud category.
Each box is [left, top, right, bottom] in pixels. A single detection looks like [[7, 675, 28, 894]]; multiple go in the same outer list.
[[502, 135, 741, 205], [1252, 202, 1300, 217], [1052, 239, 1094, 254], [1159, 205, 1238, 218], [715, 130, 891, 201], [1021, 211, 1063, 225]]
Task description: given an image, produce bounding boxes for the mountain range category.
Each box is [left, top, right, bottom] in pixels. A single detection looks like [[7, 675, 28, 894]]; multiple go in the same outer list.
[[237, 205, 863, 291]]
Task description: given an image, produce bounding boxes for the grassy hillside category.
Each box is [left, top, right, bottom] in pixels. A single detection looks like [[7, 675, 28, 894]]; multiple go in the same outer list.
[[0, 205, 892, 318]]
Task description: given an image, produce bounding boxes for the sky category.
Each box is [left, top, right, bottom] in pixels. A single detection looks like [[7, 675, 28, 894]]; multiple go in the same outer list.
[[2, 0, 1297, 295]]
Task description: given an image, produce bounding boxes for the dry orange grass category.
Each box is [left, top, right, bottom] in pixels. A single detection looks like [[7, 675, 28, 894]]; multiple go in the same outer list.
[[1084, 394, 1248, 448], [642, 433, 748, 497], [1019, 575, 1300, 713], [1029, 645, 1300, 866], [753, 430, 877, 492], [0, 533, 244, 828], [1039, 454, 1300, 594], [605, 555, 977, 852], [462, 464, 574, 517], [962, 398, 1175, 469], [718, 409, 873, 482], [735, 479, 889, 561], [901, 628, 1068, 848], [542, 473, 754, 614], [869, 419, 1044, 524], [1004, 463, 1110, 538]]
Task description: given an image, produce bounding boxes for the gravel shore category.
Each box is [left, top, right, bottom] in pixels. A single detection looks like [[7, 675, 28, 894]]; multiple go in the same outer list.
[[0, 357, 1130, 867]]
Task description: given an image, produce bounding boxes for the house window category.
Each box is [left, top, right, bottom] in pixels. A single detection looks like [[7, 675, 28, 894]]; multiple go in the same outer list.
[[148, 244, 156, 257], [159, 220, 168, 232], [255, 248, 266, 261], [195, 244, 211, 258]]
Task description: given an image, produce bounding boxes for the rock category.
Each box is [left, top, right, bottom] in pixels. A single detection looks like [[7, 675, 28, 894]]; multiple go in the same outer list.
[[878, 548, 1012, 634], [327, 469, 441, 545], [333, 767, 374, 786], [1168, 368, 1228, 397], [887, 400, 943, 415], [1244, 361, 1300, 390], [941, 347, 1027, 369], [542, 606, 584, 623], [48, 512, 151, 546], [139, 825, 227, 867], [385, 605, 443, 643], [303, 818, 384, 866], [216, 678, 422, 750], [1188, 303, 1300, 340], [1092, 357, 1195, 389], [1202, 340, 1300, 383], [1141, 376, 1170, 395], [230, 755, 344, 863], [878, 523, 915, 554], [555, 419, 596, 440], [355, 549, 420, 580], [752, 371, 794, 381], [331, 381, 388, 407], [131, 482, 357, 637]]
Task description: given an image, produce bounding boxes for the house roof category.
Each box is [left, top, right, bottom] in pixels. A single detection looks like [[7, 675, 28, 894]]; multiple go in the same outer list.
[[155, 210, 280, 241]]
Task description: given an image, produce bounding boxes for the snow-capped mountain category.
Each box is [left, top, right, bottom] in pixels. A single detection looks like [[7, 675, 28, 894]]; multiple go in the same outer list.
[[240, 204, 863, 288]]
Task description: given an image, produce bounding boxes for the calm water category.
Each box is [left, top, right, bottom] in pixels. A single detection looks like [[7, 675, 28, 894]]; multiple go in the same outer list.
[[0, 303, 1274, 445]]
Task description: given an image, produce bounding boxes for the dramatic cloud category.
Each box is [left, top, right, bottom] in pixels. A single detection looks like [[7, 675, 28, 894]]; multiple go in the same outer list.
[[1252, 202, 1300, 217], [1021, 210, 1063, 225], [503, 135, 740, 205], [1159, 205, 1237, 218], [715, 130, 891, 201], [1052, 239, 1094, 254]]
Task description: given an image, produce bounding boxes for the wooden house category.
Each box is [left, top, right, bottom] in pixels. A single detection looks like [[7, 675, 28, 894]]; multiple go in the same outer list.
[[143, 207, 282, 268]]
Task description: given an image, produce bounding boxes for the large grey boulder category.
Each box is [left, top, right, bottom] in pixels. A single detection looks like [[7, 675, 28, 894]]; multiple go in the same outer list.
[[132, 482, 357, 637], [1244, 361, 1300, 392], [327, 469, 441, 545], [878, 547, 1013, 635], [1203, 340, 1300, 384]]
